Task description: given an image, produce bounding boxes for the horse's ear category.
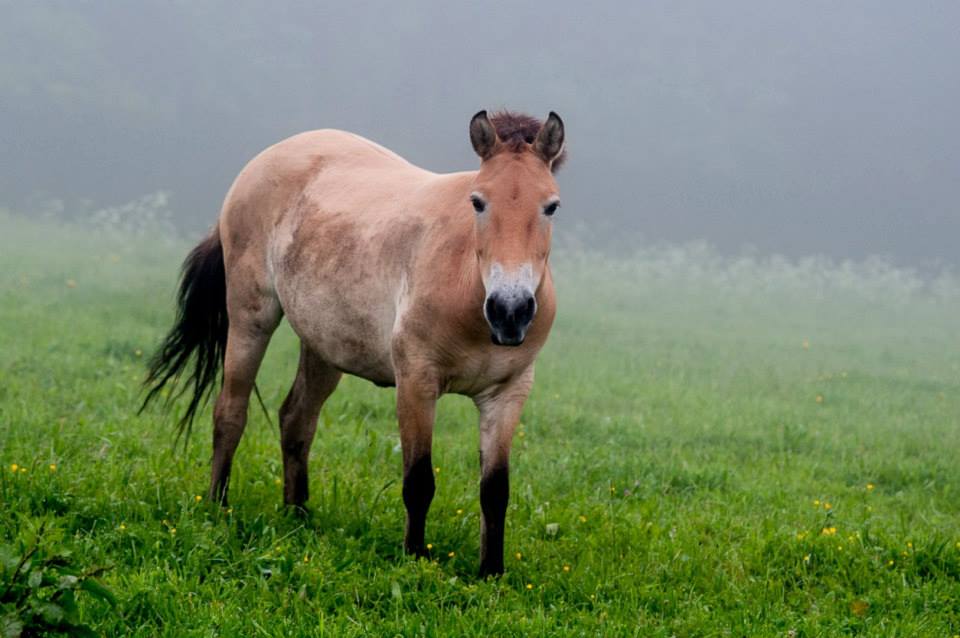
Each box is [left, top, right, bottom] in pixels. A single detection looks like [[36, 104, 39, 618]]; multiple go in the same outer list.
[[534, 111, 565, 166], [470, 110, 499, 160]]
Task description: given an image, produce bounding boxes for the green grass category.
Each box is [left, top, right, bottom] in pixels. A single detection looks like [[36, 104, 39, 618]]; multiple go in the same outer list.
[[2, 212, 959, 636]]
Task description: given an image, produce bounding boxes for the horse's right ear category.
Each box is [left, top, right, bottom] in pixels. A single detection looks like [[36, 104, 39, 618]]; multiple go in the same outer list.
[[469, 110, 499, 160]]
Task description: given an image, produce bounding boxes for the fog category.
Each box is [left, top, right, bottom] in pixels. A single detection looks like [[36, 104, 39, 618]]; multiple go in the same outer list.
[[1, 2, 957, 267]]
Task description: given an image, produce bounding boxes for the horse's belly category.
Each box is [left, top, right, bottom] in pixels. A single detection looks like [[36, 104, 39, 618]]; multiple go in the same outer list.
[[277, 275, 397, 386]]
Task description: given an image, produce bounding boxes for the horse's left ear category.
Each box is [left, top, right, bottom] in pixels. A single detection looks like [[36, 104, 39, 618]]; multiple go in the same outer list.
[[534, 112, 565, 166]]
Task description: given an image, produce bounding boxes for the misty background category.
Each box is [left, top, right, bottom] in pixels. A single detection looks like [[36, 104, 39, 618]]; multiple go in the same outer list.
[[1, 2, 957, 267]]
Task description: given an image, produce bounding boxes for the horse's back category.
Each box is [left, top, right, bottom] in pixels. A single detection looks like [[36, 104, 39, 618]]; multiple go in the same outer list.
[[222, 128, 429, 224], [219, 128, 435, 271], [268, 129, 418, 172]]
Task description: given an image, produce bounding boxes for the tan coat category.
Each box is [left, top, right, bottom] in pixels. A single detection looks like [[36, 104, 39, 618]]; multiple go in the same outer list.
[[144, 110, 566, 576]]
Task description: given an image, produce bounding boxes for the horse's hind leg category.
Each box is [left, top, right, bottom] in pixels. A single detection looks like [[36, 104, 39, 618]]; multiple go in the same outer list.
[[210, 303, 281, 505], [279, 344, 341, 507]]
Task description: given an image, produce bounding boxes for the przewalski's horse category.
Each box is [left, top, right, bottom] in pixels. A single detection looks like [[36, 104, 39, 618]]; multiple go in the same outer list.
[[143, 110, 566, 576]]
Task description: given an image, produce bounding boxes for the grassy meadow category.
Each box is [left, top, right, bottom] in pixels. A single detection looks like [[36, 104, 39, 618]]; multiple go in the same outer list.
[[1, 211, 959, 636]]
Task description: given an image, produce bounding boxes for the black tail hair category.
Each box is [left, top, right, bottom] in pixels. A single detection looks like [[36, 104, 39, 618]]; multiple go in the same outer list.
[[141, 228, 227, 443]]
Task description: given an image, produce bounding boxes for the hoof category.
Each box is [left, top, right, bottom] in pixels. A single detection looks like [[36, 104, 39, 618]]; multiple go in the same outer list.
[[284, 502, 312, 519], [405, 543, 431, 559], [478, 563, 504, 579], [209, 487, 229, 508]]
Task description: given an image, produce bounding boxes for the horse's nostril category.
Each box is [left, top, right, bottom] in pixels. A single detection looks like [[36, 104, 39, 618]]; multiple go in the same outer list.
[[485, 296, 504, 322]]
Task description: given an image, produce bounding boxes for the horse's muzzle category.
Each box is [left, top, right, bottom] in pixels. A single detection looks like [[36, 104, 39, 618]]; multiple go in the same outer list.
[[485, 292, 536, 347]]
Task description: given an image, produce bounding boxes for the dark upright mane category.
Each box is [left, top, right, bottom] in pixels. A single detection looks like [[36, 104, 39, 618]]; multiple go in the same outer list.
[[488, 110, 567, 172]]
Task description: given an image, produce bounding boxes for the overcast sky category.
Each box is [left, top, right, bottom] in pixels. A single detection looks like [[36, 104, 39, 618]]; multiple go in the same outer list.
[[1, 2, 957, 266]]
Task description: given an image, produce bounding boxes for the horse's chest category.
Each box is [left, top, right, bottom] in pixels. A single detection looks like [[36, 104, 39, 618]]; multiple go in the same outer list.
[[445, 346, 535, 395]]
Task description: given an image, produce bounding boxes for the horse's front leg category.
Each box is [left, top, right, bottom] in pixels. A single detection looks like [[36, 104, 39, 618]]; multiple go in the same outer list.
[[396, 372, 438, 557], [474, 366, 535, 578]]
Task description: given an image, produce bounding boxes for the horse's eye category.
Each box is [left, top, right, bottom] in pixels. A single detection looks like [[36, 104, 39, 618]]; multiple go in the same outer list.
[[543, 202, 559, 217], [471, 196, 486, 213]]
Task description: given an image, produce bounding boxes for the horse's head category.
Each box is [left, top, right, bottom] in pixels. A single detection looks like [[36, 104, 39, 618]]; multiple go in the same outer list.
[[467, 110, 565, 347]]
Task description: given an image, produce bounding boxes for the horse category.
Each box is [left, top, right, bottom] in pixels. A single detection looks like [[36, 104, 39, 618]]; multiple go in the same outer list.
[[142, 110, 566, 576]]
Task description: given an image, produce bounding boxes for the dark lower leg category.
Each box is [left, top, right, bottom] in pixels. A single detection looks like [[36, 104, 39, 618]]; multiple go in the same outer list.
[[280, 386, 313, 506], [210, 397, 248, 505], [280, 350, 339, 507], [479, 463, 509, 577], [402, 454, 435, 556], [281, 438, 311, 506]]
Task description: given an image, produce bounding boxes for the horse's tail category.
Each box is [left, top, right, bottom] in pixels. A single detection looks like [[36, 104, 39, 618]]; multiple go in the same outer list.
[[140, 227, 228, 443]]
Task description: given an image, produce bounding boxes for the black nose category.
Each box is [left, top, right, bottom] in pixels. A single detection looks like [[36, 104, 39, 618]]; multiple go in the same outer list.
[[485, 292, 537, 346]]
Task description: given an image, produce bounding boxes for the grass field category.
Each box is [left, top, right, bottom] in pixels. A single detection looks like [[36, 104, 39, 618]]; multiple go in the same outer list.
[[1, 212, 959, 636]]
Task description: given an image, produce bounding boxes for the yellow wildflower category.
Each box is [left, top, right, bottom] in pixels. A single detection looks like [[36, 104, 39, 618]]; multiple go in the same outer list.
[[515, 552, 522, 560], [195, 495, 203, 502], [563, 565, 571, 572], [447, 551, 455, 558], [170, 528, 177, 535], [866, 483, 875, 491], [813, 499, 820, 506], [821, 526, 837, 536], [49, 464, 57, 472], [823, 502, 832, 510], [10, 464, 18, 473], [815, 394, 824, 404], [526, 584, 533, 590], [578, 515, 587, 523], [434, 467, 441, 474], [426, 543, 433, 550], [456, 508, 463, 515], [119, 523, 126, 531]]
